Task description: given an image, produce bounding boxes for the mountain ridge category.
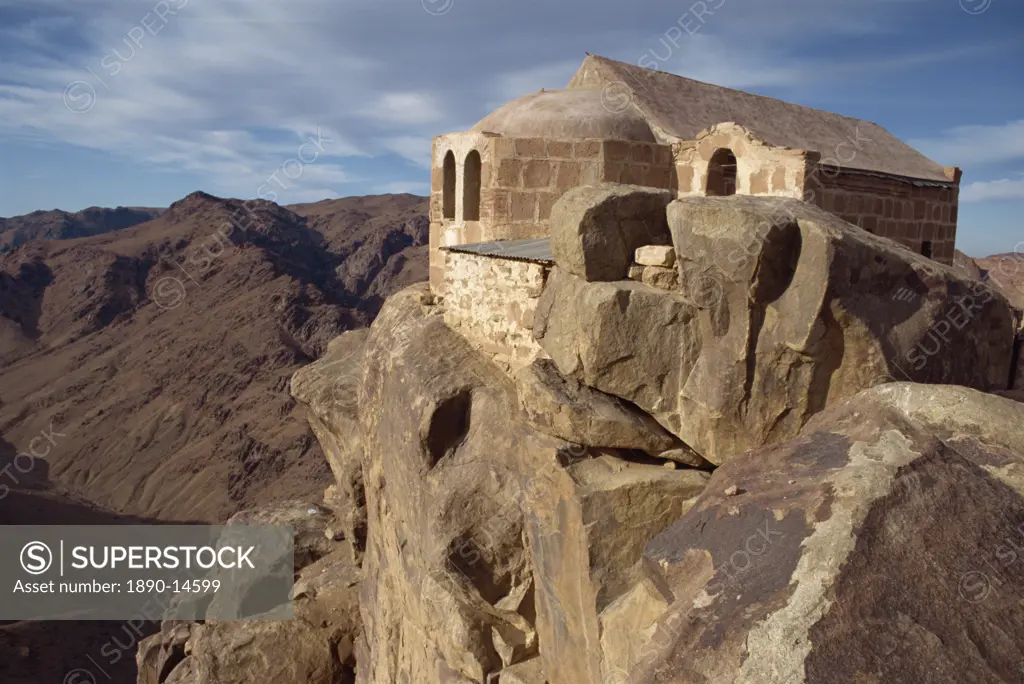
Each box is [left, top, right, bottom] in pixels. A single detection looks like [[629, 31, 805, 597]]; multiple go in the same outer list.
[[0, 192, 428, 524]]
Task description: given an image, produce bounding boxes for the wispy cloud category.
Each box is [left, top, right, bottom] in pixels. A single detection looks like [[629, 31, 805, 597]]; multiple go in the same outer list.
[[379, 136, 434, 168], [910, 120, 1024, 167], [961, 177, 1024, 203], [0, 0, 1019, 221]]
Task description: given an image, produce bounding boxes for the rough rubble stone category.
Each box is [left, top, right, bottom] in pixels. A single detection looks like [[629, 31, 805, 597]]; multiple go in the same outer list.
[[640, 265, 678, 291], [549, 183, 673, 282], [623, 383, 1024, 684]]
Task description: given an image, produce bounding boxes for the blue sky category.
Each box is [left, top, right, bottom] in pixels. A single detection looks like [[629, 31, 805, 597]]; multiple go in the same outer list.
[[0, 0, 1020, 255]]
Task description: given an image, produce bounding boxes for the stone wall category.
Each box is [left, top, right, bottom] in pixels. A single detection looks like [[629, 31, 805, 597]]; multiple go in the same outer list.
[[429, 134, 674, 292], [429, 132, 496, 290], [600, 140, 675, 189], [674, 122, 812, 199], [488, 137, 605, 234], [429, 125, 959, 293], [442, 251, 549, 370], [806, 166, 960, 265], [430, 133, 601, 292]]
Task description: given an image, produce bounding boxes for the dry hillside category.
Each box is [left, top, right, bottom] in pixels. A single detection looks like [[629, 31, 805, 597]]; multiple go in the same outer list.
[[0, 192, 427, 523]]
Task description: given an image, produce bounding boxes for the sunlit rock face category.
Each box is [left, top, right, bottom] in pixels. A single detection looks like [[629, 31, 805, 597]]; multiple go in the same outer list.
[[536, 192, 1017, 465]]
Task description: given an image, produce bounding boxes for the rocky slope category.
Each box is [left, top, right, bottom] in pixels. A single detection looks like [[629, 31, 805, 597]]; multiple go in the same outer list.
[[288, 194, 429, 316], [0, 206, 164, 253], [634, 382, 1024, 683], [0, 191, 427, 523]]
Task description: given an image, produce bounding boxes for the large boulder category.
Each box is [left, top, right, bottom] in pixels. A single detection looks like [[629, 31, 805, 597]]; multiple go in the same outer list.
[[536, 194, 1017, 464], [533, 268, 701, 419], [617, 383, 1024, 684], [549, 184, 673, 282], [526, 453, 708, 684], [148, 620, 343, 684], [512, 358, 679, 455], [226, 500, 338, 572]]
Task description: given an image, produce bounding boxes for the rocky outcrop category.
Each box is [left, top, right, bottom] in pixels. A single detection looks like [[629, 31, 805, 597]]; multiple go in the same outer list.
[[549, 184, 673, 282], [527, 453, 708, 684], [346, 285, 548, 683], [536, 192, 1017, 464], [289, 284, 712, 684], [136, 503, 361, 684], [288, 284, 1024, 684], [291, 329, 372, 562], [139, 619, 346, 684], [625, 383, 1024, 683], [269, 190, 1024, 684]]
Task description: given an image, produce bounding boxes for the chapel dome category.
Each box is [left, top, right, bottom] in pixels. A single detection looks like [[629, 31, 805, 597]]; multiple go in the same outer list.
[[471, 88, 656, 142]]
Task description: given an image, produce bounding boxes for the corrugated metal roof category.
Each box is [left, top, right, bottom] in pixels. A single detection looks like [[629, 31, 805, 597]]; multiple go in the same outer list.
[[442, 238, 554, 265]]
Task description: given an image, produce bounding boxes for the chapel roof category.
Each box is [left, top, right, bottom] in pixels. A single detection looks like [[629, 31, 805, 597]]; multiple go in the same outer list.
[[565, 54, 951, 183]]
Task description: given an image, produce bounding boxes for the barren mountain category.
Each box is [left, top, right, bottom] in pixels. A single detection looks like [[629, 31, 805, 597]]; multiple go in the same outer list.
[[0, 206, 164, 253], [954, 249, 1024, 312], [288, 193, 429, 315], [0, 192, 427, 524]]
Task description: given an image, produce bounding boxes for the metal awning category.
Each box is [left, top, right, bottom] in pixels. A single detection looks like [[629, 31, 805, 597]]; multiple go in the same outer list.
[[441, 238, 554, 265]]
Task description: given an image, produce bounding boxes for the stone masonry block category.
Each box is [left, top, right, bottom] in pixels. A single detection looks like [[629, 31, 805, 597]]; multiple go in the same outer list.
[[497, 159, 523, 187], [511, 192, 536, 221], [630, 144, 654, 164], [537, 192, 559, 220], [574, 141, 601, 158], [523, 160, 553, 189], [580, 163, 602, 185], [547, 141, 574, 159], [556, 162, 584, 190], [771, 167, 787, 192], [604, 140, 631, 161], [646, 167, 671, 189], [620, 165, 647, 186], [515, 139, 546, 157], [635, 245, 676, 268]]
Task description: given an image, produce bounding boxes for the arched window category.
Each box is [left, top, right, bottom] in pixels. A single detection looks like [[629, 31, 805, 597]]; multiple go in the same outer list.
[[706, 148, 738, 196], [442, 151, 456, 219], [463, 150, 481, 221]]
